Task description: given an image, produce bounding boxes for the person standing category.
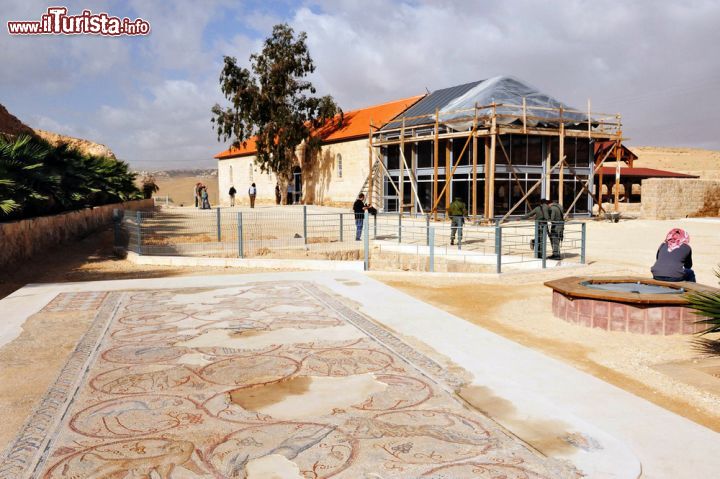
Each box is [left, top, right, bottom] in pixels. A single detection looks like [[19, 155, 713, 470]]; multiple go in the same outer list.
[[275, 183, 281, 205], [201, 185, 211, 209], [651, 228, 695, 282], [447, 196, 468, 246], [228, 185, 237, 207], [248, 183, 257, 208], [548, 199, 565, 260], [520, 199, 551, 258], [287, 182, 294, 205], [194, 183, 201, 208], [353, 193, 369, 241]]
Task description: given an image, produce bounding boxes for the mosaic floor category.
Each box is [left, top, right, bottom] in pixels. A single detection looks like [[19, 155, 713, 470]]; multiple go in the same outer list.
[[0, 282, 578, 478]]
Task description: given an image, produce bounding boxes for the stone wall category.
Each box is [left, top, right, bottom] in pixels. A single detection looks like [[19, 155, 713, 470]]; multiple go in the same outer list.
[[641, 179, 720, 219], [0, 199, 153, 269]]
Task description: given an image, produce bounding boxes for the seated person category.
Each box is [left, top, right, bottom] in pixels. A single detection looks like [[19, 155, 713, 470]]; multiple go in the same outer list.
[[651, 228, 695, 282]]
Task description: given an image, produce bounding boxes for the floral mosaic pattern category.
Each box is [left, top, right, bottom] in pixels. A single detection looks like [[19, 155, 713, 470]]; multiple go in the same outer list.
[[1, 282, 578, 478]]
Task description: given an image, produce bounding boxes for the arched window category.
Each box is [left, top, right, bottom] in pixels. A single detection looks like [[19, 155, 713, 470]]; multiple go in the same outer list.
[[249, 162, 254, 181], [336, 154, 342, 178], [228, 165, 233, 182]]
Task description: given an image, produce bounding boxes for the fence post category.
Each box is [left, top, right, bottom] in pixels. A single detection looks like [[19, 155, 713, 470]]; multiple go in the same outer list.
[[339, 213, 344, 242], [398, 213, 402, 243], [533, 221, 539, 258], [112, 208, 122, 247], [216, 207, 221, 242], [373, 212, 377, 239], [541, 224, 547, 269], [135, 210, 142, 255], [237, 212, 244, 258], [580, 222, 587, 264], [458, 219, 463, 250], [363, 210, 370, 271], [429, 226, 435, 272], [425, 214, 430, 245], [495, 224, 502, 274], [303, 205, 308, 245]]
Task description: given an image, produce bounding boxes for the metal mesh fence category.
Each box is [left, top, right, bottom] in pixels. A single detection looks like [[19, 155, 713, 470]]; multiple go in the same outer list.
[[115, 207, 585, 273], [119, 207, 364, 260]]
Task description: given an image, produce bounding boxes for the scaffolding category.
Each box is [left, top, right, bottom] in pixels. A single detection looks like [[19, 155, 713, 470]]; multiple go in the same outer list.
[[368, 99, 624, 223]]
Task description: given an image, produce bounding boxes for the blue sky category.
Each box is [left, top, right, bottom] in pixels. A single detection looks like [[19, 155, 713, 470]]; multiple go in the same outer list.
[[2, 0, 720, 169]]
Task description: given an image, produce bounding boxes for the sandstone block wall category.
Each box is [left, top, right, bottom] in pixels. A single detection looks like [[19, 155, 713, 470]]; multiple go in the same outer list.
[[0, 199, 153, 269], [641, 179, 720, 219], [217, 137, 369, 208]]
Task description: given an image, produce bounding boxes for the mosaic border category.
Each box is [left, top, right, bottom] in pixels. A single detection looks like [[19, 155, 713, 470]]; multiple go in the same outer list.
[[300, 282, 467, 390], [0, 292, 124, 479]]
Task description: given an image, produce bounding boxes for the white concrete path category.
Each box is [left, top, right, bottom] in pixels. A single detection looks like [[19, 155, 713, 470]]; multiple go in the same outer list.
[[2, 271, 719, 478]]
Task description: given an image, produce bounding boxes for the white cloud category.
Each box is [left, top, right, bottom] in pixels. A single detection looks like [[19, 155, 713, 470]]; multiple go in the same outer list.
[[0, 0, 131, 91], [95, 78, 226, 166], [4, 0, 720, 172], [291, 0, 720, 148]]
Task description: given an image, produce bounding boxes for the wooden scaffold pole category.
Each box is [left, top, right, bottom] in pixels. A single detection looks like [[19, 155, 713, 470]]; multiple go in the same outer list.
[[367, 117, 374, 205], [614, 125, 622, 212], [445, 137, 451, 214], [488, 102, 497, 220], [471, 103, 478, 220], [558, 106, 565, 205], [484, 138, 490, 220], [433, 108, 439, 221], [399, 118, 405, 215]]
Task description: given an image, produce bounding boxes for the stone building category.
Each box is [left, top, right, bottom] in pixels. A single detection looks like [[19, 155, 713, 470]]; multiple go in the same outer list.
[[214, 96, 422, 207]]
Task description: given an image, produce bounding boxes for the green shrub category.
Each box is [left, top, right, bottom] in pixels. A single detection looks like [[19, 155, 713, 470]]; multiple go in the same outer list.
[[687, 268, 720, 356], [0, 135, 141, 220]]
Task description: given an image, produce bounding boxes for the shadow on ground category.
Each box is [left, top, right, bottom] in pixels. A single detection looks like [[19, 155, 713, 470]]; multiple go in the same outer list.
[[0, 227, 207, 300]]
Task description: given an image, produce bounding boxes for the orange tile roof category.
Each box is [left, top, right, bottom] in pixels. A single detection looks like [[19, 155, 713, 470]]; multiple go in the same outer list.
[[215, 136, 258, 160], [214, 95, 423, 159]]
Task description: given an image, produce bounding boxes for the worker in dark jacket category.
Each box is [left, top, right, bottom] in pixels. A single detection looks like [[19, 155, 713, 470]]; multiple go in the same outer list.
[[353, 193, 369, 241], [651, 228, 695, 282], [548, 199, 565, 259], [521, 199, 551, 258], [448, 197, 468, 245]]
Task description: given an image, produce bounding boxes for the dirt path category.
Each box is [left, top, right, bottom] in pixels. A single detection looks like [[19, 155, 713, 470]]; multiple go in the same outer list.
[[376, 276, 720, 432], [0, 226, 282, 301]]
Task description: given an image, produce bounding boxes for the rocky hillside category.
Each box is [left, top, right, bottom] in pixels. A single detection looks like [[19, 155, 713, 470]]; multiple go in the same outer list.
[[33, 128, 116, 159], [0, 103, 35, 137], [0, 103, 116, 159]]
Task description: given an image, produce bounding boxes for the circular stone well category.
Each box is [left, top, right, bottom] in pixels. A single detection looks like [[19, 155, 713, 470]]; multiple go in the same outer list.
[[544, 276, 718, 335]]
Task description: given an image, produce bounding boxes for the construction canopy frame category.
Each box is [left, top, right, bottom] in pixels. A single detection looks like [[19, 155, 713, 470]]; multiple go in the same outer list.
[[368, 77, 624, 222]]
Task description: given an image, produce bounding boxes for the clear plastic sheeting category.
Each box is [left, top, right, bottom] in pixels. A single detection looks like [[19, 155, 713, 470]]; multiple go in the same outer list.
[[440, 76, 588, 130]]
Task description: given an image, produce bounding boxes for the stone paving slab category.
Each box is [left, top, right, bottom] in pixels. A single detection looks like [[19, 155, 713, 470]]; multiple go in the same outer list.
[[0, 281, 578, 479]]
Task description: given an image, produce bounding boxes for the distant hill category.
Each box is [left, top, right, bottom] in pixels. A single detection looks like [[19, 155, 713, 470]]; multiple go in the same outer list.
[[0, 103, 116, 159], [630, 146, 720, 179], [135, 169, 218, 178]]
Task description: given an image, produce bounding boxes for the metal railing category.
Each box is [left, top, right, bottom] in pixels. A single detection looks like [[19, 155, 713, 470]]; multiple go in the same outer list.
[[114, 208, 586, 273]]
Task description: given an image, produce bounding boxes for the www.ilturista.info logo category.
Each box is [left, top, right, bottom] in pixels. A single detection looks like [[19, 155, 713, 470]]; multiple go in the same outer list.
[[7, 7, 150, 36]]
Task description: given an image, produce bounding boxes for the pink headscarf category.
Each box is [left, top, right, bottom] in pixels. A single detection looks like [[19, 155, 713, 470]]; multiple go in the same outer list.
[[665, 228, 690, 252]]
